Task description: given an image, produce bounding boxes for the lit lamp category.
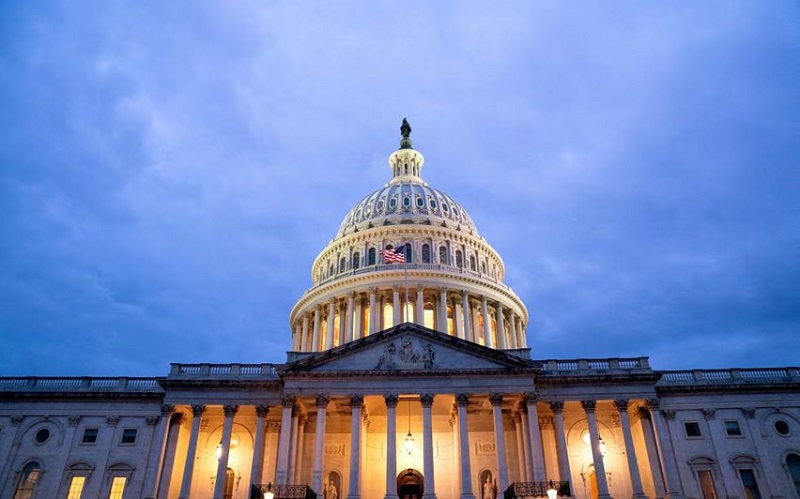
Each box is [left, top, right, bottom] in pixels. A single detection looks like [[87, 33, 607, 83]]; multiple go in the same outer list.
[[404, 398, 415, 455], [598, 437, 607, 457], [547, 480, 558, 499], [263, 482, 274, 499], [215, 442, 223, 460]]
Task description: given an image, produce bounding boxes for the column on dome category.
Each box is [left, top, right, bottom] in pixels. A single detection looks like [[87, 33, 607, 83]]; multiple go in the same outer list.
[[550, 402, 572, 484], [302, 316, 310, 352], [347, 395, 364, 499], [393, 286, 401, 325], [384, 395, 399, 499], [496, 303, 507, 349], [345, 292, 355, 343], [421, 394, 437, 499], [354, 295, 364, 340], [471, 305, 480, 345], [455, 301, 465, 339], [311, 395, 329, 493], [461, 291, 472, 342], [437, 288, 448, 333], [213, 405, 239, 498], [614, 400, 647, 499], [276, 396, 295, 484], [508, 313, 518, 349], [312, 306, 321, 352], [516, 320, 525, 348], [490, 394, 510, 492], [481, 298, 493, 348], [456, 394, 475, 499], [369, 288, 377, 334], [178, 404, 205, 499], [250, 405, 270, 488], [292, 324, 301, 351], [415, 286, 424, 326], [326, 298, 336, 350], [582, 400, 612, 499]]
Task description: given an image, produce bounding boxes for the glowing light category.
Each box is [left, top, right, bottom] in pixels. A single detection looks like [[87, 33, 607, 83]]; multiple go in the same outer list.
[[547, 480, 558, 499]]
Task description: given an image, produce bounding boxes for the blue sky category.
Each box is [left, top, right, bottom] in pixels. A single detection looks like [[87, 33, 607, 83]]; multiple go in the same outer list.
[[1, 1, 798, 376]]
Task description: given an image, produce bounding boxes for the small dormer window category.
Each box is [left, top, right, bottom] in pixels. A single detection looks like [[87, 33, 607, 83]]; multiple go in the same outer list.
[[429, 199, 437, 209], [416, 197, 423, 207], [403, 197, 411, 208], [389, 198, 397, 209]]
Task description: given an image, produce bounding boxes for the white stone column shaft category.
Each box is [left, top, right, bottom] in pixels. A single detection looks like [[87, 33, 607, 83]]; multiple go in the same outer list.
[[615, 400, 647, 499], [496, 304, 507, 349], [384, 395, 399, 499], [275, 398, 295, 484], [143, 405, 174, 498], [312, 307, 321, 352], [326, 299, 336, 349], [513, 414, 527, 482], [438, 288, 448, 333], [550, 402, 572, 483], [157, 413, 183, 499], [312, 396, 329, 494], [481, 298, 493, 348], [354, 297, 363, 340], [421, 394, 437, 499], [213, 405, 239, 499], [647, 399, 684, 499], [416, 286, 425, 325], [524, 394, 546, 481], [178, 405, 205, 499], [456, 395, 475, 499], [461, 292, 472, 342], [583, 400, 612, 499], [393, 286, 401, 325], [302, 316, 310, 352], [490, 394, 510, 492], [250, 405, 269, 487], [345, 292, 355, 343], [369, 288, 377, 334], [347, 395, 364, 499]]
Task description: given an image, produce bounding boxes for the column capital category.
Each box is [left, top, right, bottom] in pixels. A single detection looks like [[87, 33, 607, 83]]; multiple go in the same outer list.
[[614, 399, 629, 411], [223, 404, 239, 417], [160, 404, 176, 416], [68, 415, 82, 426], [393, 284, 401, 292], [146, 415, 160, 426], [489, 393, 504, 406], [702, 408, 716, 420], [350, 394, 364, 407], [661, 409, 677, 420], [349, 290, 357, 298], [581, 400, 597, 412], [455, 393, 470, 407], [636, 407, 651, 420], [281, 395, 297, 408], [191, 404, 207, 417], [512, 412, 522, 424], [315, 395, 330, 408], [741, 407, 757, 419], [256, 405, 270, 418], [420, 394, 435, 407], [171, 412, 186, 426], [369, 286, 378, 293], [646, 397, 660, 410], [522, 392, 538, 404], [549, 401, 564, 413], [384, 394, 399, 408]]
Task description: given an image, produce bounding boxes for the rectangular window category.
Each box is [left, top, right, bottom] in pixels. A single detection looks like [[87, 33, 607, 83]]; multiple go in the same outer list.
[[739, 469, 762, 499], [697, 470, 717, 499], [685, 421, 702, 438], [82, 428, 98, 444], [108, 476, 126, 499], [67, 476, 86, 499], [120, 429, 137, 444], [725, 420, 742, 436]]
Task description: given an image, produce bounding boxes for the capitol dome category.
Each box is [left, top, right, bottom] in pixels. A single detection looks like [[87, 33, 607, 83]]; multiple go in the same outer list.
[[290, 119, 528, 353]]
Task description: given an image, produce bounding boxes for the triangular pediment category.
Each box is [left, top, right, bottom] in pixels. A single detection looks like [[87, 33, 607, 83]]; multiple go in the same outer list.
[[282, 323, 539, 374]]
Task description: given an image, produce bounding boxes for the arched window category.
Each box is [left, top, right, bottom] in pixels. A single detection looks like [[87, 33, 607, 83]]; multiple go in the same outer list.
[[455, 250, 463, 268], [362, 305, 371, 336], [329, 264, 334, 277], [339, 257, 346, 273], [423, 303, 435, 330], [13, 462, 41, 499], [439, 246, 448, 265], [383, 302, 393, 330], [481, 261, 487, 274], [404, 243, 412, 263], [787, 454, 800, 497], [352, 252, 360, 270], [368, 248, 377, 266], [333, 313, 341, 347], [491, 316, 498, 346], [446, 306, 455, 335], [422, 244, 431, 263], [477, 313, 485, 345], [224, 468, 235, 499], [470, 255, 476, 271]]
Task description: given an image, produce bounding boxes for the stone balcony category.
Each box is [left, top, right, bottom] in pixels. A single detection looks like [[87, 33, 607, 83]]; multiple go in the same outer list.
[[537, 357, 652, 375], [658, 367, 800, 385], [0, 376, 163, 393], [167, 363, 281, 379]]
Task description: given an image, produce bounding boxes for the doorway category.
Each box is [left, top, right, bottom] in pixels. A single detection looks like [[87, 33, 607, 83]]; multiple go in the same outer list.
[[397, 468, 424, 499]]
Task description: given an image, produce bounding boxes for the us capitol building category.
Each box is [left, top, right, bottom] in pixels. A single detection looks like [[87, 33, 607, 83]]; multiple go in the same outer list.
[[1, 121, 799, 499]]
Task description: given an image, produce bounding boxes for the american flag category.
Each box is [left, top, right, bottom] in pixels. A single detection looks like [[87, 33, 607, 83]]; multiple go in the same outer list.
[[380, 245, 405, 263]]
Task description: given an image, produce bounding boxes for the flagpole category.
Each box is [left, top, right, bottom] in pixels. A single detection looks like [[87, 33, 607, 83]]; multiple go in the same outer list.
[[404, 241, 410, 323]]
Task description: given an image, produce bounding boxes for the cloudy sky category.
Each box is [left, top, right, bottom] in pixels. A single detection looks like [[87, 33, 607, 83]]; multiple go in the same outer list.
[[1, 2, 798, 376]]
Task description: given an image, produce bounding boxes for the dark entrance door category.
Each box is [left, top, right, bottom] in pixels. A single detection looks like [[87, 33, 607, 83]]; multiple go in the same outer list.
[[397, 468, 424, 499]]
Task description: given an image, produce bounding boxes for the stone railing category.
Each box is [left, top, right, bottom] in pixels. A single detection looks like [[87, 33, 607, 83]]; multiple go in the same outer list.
[[168, 363, 280, 379], [504, 480, 571, 498], [250, 484, 316, 499], [0, 376, 163, 392], [538, 357, 651, 374], [659, 367, 800, 385]]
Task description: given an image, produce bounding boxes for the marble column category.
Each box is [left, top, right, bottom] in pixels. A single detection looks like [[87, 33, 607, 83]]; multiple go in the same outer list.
[[490, 394, 510, 492], [143, 404, 174, 498], [347, 395, 364, 499], [438, 288, 448, 333], [615, 400, 647, 499], [481, 298, 493, 348], [416, 286, 424, 325], [178, 404, 205, 499], [582, 400, 612, 499], [421, 394, 437, 499], [461, 291, 472, 342], [276, 396, 295, 484], [550, 402, 572, 483], [513, 413, 528, 482], [509, 314, 518, 349], [312, 306, 321, 352], [637, 408, 667, 498], [369, 288, 377, 334], [250, 405, 270, 488], [517, 321, 525, 348], [302, 316, 310, 352], [312, 395, 329, 494], [326, 299, 336, 350], [345, 292, 355, 343], [523, 393, 546, 482], [293, 417, 307, 484], [647, 399, 684, 499], [157, 412, 184, 499], [455, 302, 465, 339], [456, 394, 475, 499], [384, 395, 400, 499], [393, 286, 402, 325], [213, 405, 239, 499], [354, 297, 363, 340], [496, 304, 507, 349]]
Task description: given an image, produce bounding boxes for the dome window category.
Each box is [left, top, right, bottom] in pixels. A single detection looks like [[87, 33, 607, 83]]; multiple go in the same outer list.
[[439, 246, 449, 265], [442, 204, 449, 212], [403, 197, 411, 208], [416, 197, 423, 207], [377, 200, 385, 212], [470, 255, 476, 271], [456, 250, 463, 268], [429, 198, 437, 209], [339, 257, 346, 273], [352, 252, 360, 270], [422, 244, 431, 263], [389, 198, 397, 209], [368, 248, 377, 266]]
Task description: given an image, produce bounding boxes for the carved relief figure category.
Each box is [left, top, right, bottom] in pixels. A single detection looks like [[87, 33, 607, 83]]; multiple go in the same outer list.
[[375, 342, 397, 369], [399, 336, 419, 363], [422, 342, 436, 369], [480, 470, 496, 499], [324, 471, 341, 499]]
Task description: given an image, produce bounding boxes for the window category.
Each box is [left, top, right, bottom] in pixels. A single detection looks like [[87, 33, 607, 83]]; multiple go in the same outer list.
[[438, 246, 448, 265], [352, 252, 360, 270], [108, 476, 127, 499], [82, 428, 98, 444], [787, 454, 800, 497], [368, 248, 377, 266], [775, 420, 790, 436], [738, 469, 761, 499], [34, 428, 50, 444], [429, 198, 437, 209], [403, 197, 411, 208], [696, 470, 717, 499], [470, 255, 476, 271], [423, 303, 435, 330], [404, 243, 412, 263], [421, 244, 431, 263], [67, 476, 86, 499], [685, 421, 702, 438], [481, 261, 487, 274], [416, 197, 423, 207], [724, 420, 742, 436], [455, 250, 463, 268], [121, 429, 137, 444], [389, 198, 397, 209], [383, 303, 393, 329], [339, 257, 346, 273], [13, 462, 40, 499]]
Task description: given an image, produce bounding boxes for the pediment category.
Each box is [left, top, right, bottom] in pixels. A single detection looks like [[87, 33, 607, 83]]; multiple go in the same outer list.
[[282, 323, 538, 374]]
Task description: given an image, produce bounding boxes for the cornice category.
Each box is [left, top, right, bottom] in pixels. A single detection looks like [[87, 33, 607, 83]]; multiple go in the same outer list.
[[537, 373, 662, 385], [282, 367, 539, 379], [656, 381, 800, 395], [158, 379, 283, 390]]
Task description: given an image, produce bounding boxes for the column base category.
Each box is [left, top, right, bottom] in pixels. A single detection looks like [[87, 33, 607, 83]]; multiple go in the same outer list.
[[632, 494, 649, 499], [664, 494, 683, 499], [384, 495, 400, 499], [422, 494, 438, 499], [598, 495, 614, 499], [459, 494, 476, 499]]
